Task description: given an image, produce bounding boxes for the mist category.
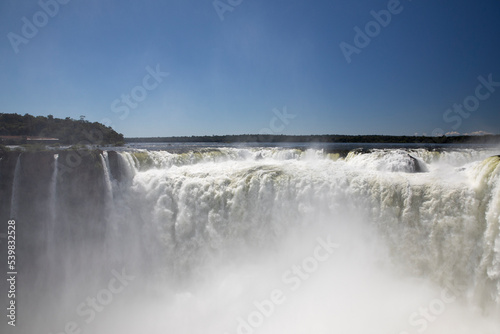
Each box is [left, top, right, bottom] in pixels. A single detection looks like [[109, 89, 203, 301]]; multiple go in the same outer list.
[[1, 147, 499, 334]]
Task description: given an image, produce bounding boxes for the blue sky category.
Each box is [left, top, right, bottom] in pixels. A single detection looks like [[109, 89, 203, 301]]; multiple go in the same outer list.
[[1, 0, 499, 137]]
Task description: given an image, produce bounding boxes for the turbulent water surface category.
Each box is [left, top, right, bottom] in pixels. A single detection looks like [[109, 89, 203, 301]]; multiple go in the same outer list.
[[1, 144, 500, 334]]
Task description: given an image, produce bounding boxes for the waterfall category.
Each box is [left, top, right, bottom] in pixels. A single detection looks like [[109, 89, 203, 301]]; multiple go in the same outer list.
[[9, 154, 21, 219], [49, 154, 59, 223], [101, 151, 114, 203], [115, 148, 500, 304], [4, 146, 500, 334], [43, 153, 59, 258], [471, 155, 500, 307], [100, 150, 120, 252]]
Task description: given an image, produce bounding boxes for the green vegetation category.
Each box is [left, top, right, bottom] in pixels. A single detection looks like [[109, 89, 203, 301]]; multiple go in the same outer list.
[[21, 143, 48, 152], [131, 151, 154, 169], [0, 113, 124, 145], [0, 144, 10, 153], [126, 134, 500, 144]]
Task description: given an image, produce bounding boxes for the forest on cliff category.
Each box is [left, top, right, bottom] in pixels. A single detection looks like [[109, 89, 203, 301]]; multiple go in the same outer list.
[[0, 113, 124, 145], [127, 133, 500, 144]]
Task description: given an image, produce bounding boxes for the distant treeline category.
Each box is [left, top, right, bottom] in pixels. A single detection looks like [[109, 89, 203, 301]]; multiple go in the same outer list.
[[0, 113, 124, 145], [126, 134, 500, 144]]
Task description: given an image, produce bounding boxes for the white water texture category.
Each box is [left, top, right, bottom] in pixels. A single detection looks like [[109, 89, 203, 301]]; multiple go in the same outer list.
[[23, 147, 500, 333]]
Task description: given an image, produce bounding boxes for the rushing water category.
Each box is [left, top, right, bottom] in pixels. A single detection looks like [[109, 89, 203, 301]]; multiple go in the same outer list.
[[3, 145, 500, 334], [9, 154, 21, 220], [49, 154, 59, 223]]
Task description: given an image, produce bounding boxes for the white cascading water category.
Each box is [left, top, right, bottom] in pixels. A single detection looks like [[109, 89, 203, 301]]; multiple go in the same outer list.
[[9, 154, 21, 219], [42, 153, 59, 267], [49, 154, 59, 223], [101, 151, 114, 204], [101, 151, 119, 240], [9, 147, 500, 334], [101, 147, 500, 334]]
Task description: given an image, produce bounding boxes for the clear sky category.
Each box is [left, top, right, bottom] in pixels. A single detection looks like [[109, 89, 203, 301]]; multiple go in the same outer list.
[[1, 0, 499, 137]]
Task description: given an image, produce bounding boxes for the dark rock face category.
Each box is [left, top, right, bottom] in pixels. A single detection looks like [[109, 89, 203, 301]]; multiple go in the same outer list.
[[107, 150, 126, 183], [408, 154, 428, 173], [0, 151, 20, 221], [0, 150, 112, 282], [1, 150, 108, 227]]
